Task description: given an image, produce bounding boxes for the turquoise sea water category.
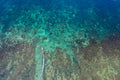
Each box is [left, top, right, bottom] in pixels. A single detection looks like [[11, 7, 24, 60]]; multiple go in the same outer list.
[[0, 0, 120, 37], [0, 0, 120, 80]]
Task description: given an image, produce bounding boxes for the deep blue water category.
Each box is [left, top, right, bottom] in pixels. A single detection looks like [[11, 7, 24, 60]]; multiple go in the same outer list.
[[0, 0, 120, 38]]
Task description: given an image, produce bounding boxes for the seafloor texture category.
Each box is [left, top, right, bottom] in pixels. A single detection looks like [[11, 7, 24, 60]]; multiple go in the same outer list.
[[0, 35, 120, 80], [0, 0, 120, 80], [0, 41, 35, 80]]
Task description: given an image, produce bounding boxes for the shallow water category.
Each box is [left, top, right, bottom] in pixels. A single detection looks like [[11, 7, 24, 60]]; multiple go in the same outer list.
[[0, 0, 120, 80]]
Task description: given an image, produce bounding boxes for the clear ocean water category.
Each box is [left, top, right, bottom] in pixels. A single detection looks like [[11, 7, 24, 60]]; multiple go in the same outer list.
[[0, 0, 120, 80]]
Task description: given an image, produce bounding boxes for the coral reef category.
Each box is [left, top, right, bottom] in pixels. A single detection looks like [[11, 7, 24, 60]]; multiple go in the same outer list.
[[0, 0, 120, 80], [43, 36, 120, 80], [0, 41, 35, 80]]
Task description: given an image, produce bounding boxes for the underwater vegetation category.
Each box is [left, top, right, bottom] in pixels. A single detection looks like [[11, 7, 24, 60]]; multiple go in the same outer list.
[[0, 0, 120, 80]]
